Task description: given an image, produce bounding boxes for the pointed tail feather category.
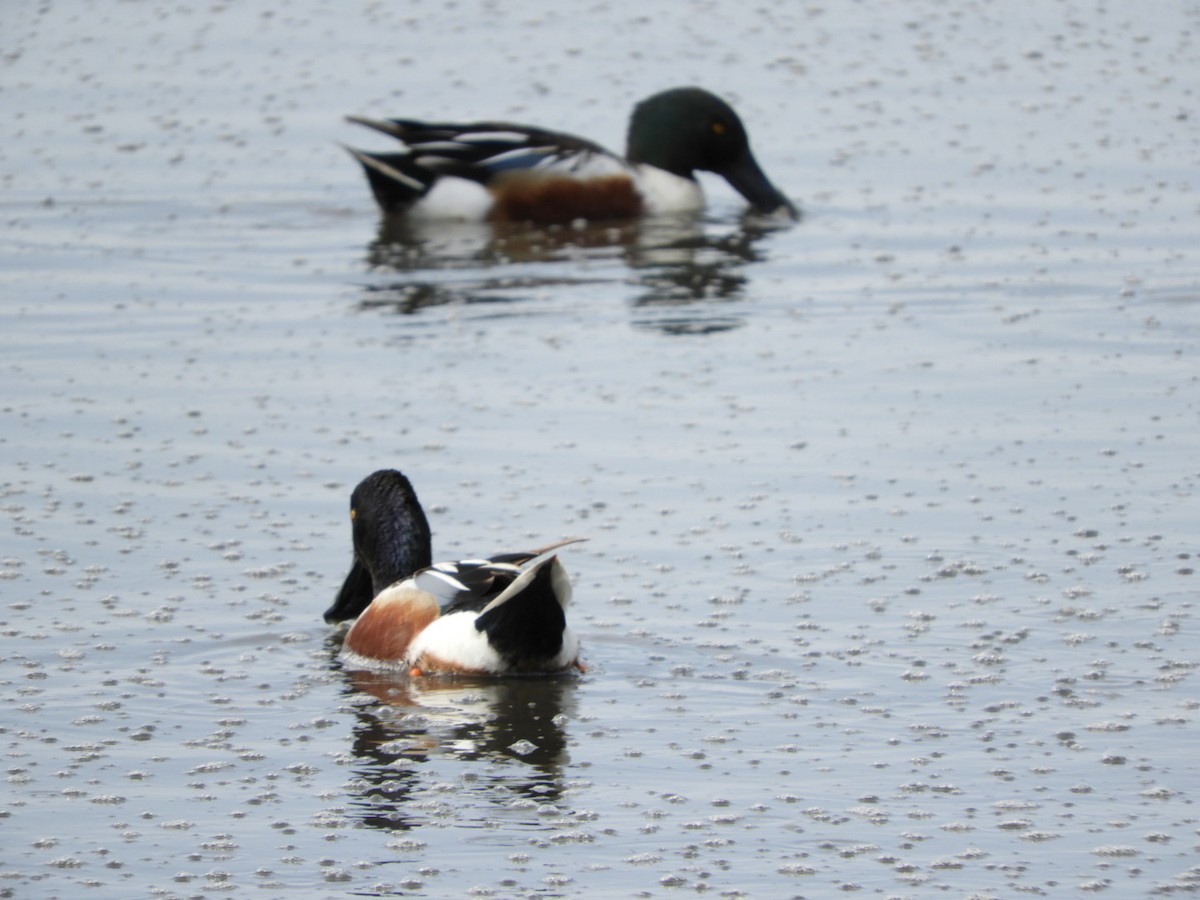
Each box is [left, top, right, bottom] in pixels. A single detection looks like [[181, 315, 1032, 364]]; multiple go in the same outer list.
[[343, 146, 433, 212], [486, 537, 587, 568]]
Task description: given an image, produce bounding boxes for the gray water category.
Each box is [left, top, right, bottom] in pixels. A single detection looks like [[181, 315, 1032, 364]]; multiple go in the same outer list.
[[3, 2, 1198, 897]]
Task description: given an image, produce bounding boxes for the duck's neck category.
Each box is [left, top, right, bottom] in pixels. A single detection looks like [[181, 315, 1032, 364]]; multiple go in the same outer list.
[[367, 507, 433, 592]]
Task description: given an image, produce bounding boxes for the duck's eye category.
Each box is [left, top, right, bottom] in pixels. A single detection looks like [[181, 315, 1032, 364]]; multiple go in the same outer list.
[[712, 121, 727, 136], [350, 508, 357, 521]]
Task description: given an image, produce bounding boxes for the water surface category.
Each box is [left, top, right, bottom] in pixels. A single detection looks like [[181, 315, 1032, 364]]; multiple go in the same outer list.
[[2, 2, 1198, 897]]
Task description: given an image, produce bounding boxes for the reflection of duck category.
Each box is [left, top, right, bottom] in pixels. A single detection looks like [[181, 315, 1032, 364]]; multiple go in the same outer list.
[[326, 469, 585, 676], [623, 218, 787, 334], [346, 87, 797, 223], [348, 670, 576, 769], [356, 215, 780, 336], [339, 672, 578, 829]]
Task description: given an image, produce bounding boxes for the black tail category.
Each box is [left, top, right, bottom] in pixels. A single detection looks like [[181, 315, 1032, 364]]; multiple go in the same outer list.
[[474, 559, 566, 669], [346, 148, 435, 213]]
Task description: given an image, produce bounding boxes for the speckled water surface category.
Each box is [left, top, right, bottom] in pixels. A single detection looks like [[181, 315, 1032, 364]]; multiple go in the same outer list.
[[3, 2, 1198, 897]]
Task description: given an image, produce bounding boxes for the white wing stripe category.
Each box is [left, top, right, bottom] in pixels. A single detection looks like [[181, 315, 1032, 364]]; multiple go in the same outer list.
[[455, 130, 533, 144]]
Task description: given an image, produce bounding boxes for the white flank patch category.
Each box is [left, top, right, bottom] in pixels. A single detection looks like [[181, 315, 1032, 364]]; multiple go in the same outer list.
[[408, 177, 495, 221], [408, 611, 504, 672]]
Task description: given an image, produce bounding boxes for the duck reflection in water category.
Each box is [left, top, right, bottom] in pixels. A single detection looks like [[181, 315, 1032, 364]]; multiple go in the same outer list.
[[335, 663, 579, 831], [356, 211, 787, 335]]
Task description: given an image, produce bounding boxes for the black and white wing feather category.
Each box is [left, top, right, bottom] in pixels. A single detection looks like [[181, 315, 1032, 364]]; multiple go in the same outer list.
[[406, 538, 585, 614], [346, 116, 627, 211]]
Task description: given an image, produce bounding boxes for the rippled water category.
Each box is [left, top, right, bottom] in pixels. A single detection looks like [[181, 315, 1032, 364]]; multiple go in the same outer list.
[[3, 2, 1198, 897]]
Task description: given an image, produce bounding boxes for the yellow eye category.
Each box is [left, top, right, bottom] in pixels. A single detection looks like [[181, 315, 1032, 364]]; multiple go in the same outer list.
[[350, 508, 357, 521], [712, 121, 727, 136]]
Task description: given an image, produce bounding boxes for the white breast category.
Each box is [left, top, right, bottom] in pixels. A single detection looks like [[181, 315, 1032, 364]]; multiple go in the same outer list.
[[633, 164, 705, 215]]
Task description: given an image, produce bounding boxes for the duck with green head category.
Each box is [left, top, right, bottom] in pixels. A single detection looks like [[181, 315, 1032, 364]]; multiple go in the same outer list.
[[346, 86, 798, 224]]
